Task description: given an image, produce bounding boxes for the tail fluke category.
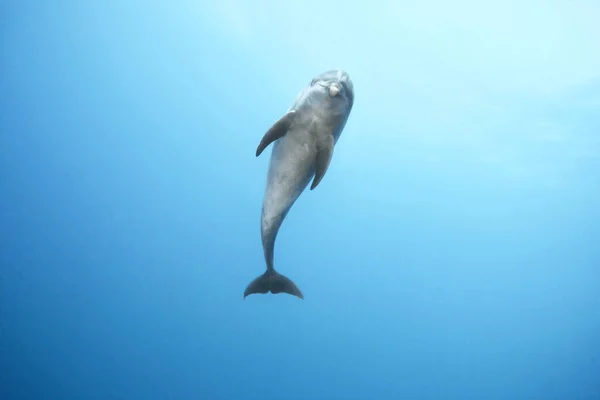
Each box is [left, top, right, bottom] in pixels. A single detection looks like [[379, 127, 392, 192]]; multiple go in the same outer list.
[[243, 271, 304, 299]]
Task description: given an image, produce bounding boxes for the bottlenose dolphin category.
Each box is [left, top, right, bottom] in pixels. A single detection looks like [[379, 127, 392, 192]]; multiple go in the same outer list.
[[244, 70, 355, 299]]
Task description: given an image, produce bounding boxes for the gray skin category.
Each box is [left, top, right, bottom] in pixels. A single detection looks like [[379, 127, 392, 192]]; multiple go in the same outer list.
[[244, 70, 354, 299]]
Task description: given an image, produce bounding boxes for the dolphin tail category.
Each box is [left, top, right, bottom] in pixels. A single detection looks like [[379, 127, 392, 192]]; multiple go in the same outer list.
[[243, 270, 304, 300]]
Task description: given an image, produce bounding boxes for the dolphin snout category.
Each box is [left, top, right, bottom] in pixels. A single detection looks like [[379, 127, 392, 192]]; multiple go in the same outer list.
[[328, 84, 341, 97]]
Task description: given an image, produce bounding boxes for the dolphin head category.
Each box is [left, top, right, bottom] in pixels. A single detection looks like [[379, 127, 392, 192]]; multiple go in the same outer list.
[[309, 69, 354, 113]]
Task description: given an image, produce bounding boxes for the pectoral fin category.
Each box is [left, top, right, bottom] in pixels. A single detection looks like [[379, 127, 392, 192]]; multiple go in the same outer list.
[[310, 134, 334, 190], [256, 111, 296, 157]]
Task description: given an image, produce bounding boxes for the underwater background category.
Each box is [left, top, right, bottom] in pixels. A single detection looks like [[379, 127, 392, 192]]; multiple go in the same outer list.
[[1, 1, 599, 399]]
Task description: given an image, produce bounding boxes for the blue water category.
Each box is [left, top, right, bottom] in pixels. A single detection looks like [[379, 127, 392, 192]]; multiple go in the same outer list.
[[1, 1, 599, 399]]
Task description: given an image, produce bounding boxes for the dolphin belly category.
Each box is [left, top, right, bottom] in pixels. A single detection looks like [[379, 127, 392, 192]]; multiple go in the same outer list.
[[263, 130, 316, 224], [260, 130, 316, 265]]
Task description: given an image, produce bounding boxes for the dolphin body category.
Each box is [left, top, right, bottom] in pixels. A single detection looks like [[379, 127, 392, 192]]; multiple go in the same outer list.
[[244, 70, 355, 300]]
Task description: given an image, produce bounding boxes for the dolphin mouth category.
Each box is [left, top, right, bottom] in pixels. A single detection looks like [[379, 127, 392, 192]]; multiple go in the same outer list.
[[317, 81, 341, 97], [328, 84, 341, 97]]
